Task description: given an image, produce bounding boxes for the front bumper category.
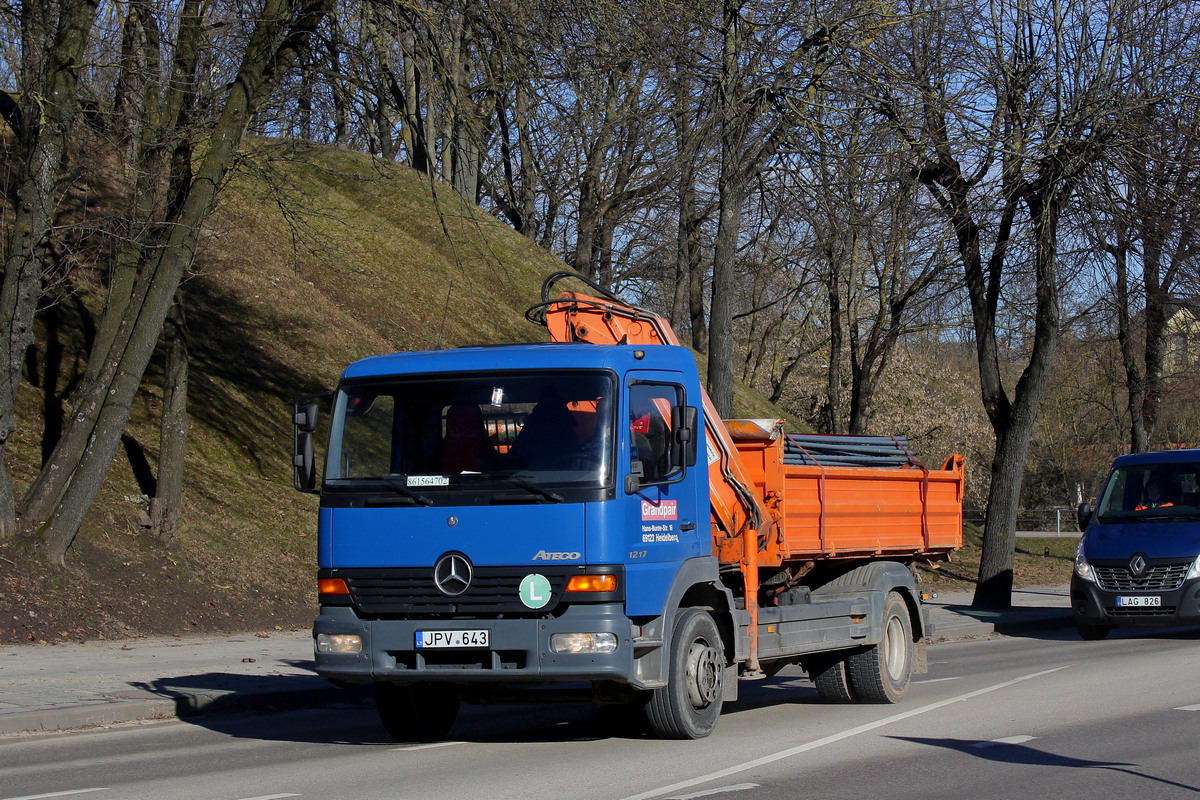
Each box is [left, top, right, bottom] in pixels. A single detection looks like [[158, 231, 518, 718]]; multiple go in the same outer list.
[[1071, 573, 1200, 628], [314, 603, 638, 686]]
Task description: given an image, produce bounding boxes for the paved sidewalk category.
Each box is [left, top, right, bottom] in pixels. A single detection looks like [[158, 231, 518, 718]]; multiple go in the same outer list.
[[0, 586, 1073, 737]]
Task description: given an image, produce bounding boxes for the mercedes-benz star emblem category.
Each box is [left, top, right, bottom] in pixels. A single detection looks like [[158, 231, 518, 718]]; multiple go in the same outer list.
[[434, 552, 473, 597], [1130, 554, 1147, 577]]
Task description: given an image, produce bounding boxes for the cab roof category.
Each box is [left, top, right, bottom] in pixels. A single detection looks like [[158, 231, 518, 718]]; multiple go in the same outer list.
[[340, 342, 696, 381], [1112, 449, 1200, 467]]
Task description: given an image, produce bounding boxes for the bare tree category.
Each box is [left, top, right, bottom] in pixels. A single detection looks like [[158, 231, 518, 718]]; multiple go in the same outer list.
[[16, 0, 332, 563], [0, 0, 100, 539], [874, 0, 1186, 608], [1082, 25, 1200, 453]]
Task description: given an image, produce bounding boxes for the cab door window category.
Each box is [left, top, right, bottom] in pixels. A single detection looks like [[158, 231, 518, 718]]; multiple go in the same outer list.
[[629, 383, 683, 484]]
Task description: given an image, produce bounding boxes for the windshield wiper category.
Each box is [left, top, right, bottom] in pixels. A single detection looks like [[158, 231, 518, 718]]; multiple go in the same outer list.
[[502, 475, 564, 503], [377, 476, 434, 506]]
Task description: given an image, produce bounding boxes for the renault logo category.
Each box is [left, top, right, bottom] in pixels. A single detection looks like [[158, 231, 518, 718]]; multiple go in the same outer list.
[[1130, 554, 1147, 577], [434, 552, 473, 597]]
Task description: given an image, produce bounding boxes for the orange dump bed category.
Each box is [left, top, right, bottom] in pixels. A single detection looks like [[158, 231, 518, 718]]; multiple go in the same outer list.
[[724, 427, 964, 569]]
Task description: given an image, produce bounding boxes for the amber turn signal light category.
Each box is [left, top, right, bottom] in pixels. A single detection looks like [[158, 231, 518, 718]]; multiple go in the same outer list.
[[565, 574, 617, 593], [318, 578, 350, 595]]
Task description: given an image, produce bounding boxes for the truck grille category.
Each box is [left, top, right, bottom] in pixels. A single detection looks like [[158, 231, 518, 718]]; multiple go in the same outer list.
[[1094, 561, 1191, 592], [335, 566, 586, 618]]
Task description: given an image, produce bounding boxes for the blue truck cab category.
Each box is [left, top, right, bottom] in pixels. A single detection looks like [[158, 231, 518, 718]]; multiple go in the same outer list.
[[294, 342, 718, 738], [1072, 449, 1200, 639]]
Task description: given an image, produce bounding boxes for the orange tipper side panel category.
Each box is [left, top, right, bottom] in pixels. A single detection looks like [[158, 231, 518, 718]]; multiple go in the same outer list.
[[775, 458, 964, 559]]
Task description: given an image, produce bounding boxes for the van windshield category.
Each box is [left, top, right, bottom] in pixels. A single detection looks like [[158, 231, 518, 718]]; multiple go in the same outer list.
[[323, 370, 615, 493], [1096, 462, 1200, 521]]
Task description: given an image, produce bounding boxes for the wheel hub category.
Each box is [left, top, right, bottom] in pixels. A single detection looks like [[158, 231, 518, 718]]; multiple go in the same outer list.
[[685, 641, 722, 708]]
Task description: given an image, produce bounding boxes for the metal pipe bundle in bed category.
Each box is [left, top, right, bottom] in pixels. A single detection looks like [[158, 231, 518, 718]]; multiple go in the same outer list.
[[782, 434, 922, 469]]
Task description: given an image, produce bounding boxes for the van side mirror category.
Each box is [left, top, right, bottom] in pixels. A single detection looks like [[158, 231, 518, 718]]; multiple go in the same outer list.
[[1076, 502, 1093, 532]]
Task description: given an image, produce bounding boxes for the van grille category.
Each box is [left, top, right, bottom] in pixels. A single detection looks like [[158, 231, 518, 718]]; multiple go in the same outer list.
[[1094, 561, 1191, 592]]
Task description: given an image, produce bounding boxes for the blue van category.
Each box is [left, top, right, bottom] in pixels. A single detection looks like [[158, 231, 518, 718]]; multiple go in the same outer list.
[[1072, 449, 1200, 639]]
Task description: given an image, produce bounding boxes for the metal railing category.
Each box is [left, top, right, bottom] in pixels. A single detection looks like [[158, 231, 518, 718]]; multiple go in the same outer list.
[[963, 509, 1080, 537]]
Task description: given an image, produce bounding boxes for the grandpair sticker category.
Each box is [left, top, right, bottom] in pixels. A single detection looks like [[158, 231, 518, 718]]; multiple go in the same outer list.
[[640, 499, 680, 543], [641, 499, 678, 521]]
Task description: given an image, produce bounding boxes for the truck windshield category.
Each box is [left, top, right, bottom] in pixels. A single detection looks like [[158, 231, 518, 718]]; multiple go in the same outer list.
[[1096, 462, 1200, 521], [323, 370, 615, 493]]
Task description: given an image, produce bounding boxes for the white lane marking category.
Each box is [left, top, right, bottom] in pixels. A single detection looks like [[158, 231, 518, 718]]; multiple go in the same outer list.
[[391, 740, 466, 751], [914, 677, 963, 684], [4, 791, 109, 800], [971, 735, 1037, 748], [1175, 703, 1200, 712], [618, 665, 1072, 800], [236, 795, 300, 800], [668, 784, 759, 800]]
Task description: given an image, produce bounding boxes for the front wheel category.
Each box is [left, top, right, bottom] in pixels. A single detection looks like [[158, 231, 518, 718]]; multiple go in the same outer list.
[[846, 592, 914, 703], [646, 608, 725, 739], [374, 682, 460, 742]]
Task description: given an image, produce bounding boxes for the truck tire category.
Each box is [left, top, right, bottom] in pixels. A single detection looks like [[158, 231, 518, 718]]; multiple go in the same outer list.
[[846, 592, 913, 703], [374, 682, 460, 742], [646, 608, 725, 739], [1075, 620, 1113, 640], [805, 654, 856, 703]]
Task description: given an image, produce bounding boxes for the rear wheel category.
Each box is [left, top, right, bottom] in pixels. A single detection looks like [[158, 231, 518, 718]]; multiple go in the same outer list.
[[374, 682, 460, 742], [1075, 619, 1113, 640], [806, 654, 856, 702], [847, 592, 914, 703], [646, 608, 725, 739]]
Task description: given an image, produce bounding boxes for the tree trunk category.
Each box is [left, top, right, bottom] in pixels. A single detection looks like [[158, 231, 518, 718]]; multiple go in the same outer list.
[[708, 0, 747, 419], [20, 0, 203, 532], [824, 260, 844, 434], [0, 0, 100, 539], [26, 0, 332, 563], [1112, 237, 1149, 452], [1139, 232, 1168, 449], [149, 296, 188, 542], [972, 193, 1061, 610]]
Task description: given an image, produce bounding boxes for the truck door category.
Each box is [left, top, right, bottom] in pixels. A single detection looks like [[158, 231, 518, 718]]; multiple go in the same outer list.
[[624, 375, 706, 616]]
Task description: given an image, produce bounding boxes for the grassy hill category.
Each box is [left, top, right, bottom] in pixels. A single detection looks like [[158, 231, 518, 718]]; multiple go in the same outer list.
[[0, 140, 790, 645]]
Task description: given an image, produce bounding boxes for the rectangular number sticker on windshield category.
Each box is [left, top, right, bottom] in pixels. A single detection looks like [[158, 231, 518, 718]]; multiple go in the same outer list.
[[1116, 596, 1161, 607], [415, 629, 490, 648]]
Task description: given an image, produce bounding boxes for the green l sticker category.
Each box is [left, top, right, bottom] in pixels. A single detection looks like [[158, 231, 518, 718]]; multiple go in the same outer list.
[[519, 574, 552, 609]]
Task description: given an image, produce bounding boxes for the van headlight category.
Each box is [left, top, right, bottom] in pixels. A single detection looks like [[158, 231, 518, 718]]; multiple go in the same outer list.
[[1187, 555, 1200, 582], [1074, 540, 1096, 584]]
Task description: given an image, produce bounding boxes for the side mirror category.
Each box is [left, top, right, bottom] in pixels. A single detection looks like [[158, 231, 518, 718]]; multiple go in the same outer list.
[[295, 401, 319, 433], [293, 396, 324, 493], [1076, 502, 1093, 532], [676, 406, 698, 467]]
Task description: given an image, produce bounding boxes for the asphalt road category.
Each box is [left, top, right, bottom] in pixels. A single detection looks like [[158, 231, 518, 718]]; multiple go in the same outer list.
[[3, 627, 1199, 800]]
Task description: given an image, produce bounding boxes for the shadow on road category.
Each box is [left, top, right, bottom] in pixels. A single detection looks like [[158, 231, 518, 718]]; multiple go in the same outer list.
[[890, 736, 1200, 794]]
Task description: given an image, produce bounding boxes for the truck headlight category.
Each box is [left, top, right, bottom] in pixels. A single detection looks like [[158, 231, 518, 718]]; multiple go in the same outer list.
[[317, 633, 363, 654], [550, 632, 618, 654], [1074, 540, 1095, 584]]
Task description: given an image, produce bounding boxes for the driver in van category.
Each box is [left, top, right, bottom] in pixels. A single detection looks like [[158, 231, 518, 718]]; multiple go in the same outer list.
[[1136, 479, 1175, 510]]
